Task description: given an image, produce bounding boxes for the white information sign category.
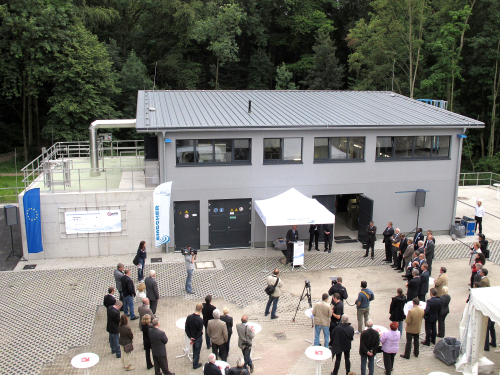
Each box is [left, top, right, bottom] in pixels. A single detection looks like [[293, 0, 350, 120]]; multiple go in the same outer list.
[[153, 181, 172, 248], [293, 241, 305, 266], [65, 210, 121, 234]]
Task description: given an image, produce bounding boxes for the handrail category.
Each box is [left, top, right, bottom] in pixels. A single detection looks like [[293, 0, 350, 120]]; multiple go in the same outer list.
[[459, 172, 500, 187]]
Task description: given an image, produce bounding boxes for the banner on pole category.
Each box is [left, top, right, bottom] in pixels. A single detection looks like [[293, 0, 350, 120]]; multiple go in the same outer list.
[[23, 188, 44, 254], [153, 182, 172, 248]]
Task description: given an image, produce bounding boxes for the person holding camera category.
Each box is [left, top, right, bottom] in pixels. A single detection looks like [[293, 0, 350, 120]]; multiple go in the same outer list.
[[264, 269, 283, 319], [236, 315, 255, 373], [184, 246, 196, 294], [328, 277, 348, 303]]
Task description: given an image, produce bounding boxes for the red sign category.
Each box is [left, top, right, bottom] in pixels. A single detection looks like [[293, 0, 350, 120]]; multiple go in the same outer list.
[[315, 350, 323, 355], [81, 357, 90, 362]]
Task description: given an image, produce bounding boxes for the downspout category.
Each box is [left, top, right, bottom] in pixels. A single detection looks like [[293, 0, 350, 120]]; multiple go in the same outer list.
[[89, 119, 136, 176], [452, 129, 467, 228]]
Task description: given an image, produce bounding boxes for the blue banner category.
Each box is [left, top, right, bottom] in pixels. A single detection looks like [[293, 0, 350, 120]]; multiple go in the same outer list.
[[23, 188, 44, 254]]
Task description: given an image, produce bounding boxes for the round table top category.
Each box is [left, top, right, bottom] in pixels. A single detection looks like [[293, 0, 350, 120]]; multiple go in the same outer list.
[[404, 301, 426, 316], [246, 322, 262, 334], [305, 307, 314, 318], [494, 183, 500, 187], [370, 325, 389, 336], [305, 345, 331, 361], [71, 353, 99, 369], [215, 360, 230, 370], [176, 317, 186, 329]]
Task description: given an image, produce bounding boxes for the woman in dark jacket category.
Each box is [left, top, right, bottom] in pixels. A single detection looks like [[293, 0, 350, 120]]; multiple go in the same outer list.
[[137, 240, 147, 282], [141, 314, 154, 370], [389, 288, 406, 336], [220, 307, 234, 355], [119, 314, 134, 371], [438, 286, 451, 338], [479, 234, 489, 258]]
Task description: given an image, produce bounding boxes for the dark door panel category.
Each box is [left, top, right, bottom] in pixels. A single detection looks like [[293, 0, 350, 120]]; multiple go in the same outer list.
[[357, 195, 374, 243], [174, 201, 200, 250], [209, 199, 251, 249]]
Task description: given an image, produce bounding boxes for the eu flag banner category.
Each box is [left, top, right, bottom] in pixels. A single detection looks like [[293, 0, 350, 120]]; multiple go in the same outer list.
[[23, 188, 44, 254]]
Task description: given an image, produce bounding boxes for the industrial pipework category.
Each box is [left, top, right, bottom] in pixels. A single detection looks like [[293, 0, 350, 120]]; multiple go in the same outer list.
[[89, 119, 136, 176]]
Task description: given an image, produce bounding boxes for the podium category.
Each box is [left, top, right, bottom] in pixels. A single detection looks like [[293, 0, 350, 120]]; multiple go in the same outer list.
[[293, 241, 305, 270]]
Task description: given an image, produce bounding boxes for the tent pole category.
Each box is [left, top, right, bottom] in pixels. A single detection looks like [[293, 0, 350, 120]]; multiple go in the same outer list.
[[263, 227, 268, 273], [330, 223, 335, 269], [251, 205, 255, 249]]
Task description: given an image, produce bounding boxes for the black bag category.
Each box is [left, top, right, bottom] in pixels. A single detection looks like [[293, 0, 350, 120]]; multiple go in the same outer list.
[[433, 337, 461, 365], [484, 240, 489, 258], [124, 343, 134, 353], [265, 276, 280, 296], [132, 255, 139, 266]]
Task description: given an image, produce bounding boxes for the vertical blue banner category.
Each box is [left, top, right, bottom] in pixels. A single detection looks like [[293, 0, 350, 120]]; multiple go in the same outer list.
[[23, 188, 44, 254]]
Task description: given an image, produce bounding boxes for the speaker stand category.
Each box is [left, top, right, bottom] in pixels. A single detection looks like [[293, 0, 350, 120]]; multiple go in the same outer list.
[[6, 226, 27, 262]]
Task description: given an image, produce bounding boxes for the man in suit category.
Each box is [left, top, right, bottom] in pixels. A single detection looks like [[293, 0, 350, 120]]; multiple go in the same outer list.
[[424, 230, 435, 248], [145, 269, 160, 315], [107, 300, 122, 358], [308, 224, 320, 251], [207, 309, 228, 361], [382, 222, 395, 263], [422, 288, 442, 346], [401, 298, 425, 359], [121, 269, 138, 320], [286, 225, 299, 264], [390, 228, 401, 268], [418, 264, 430, 302], [479, 268, 490, 287], [400, 242, 415, 273], [203, 353, 222, 375], [202, 295, 216, 349], [236, 315, 255, 372], [103, 287, 116, 308], [114, 263, 125, 310], [138, 298, 155, 328], [434, 267, 449, 297], [365, 221, 377, 259], [149, 318, 175, 375], [406, 269, 420, 300], [395, 234, 408, 270], [323, 223, 333, 253], [413, 228, 424, 251], [359, 320, 380, 375], [425, 234, 435, 275]]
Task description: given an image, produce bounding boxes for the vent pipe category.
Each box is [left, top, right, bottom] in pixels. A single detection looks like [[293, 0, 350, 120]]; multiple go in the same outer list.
[[89, 119, 136, 176], [248, 100, 252, 113]]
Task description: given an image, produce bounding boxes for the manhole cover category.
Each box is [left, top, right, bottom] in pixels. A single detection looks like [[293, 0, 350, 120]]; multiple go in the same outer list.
[[275, 333, 287, 340], [196, 261, 216, 269]]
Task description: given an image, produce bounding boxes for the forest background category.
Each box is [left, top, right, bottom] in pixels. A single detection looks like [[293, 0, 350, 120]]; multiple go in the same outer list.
[[0, 0, 498, 173]]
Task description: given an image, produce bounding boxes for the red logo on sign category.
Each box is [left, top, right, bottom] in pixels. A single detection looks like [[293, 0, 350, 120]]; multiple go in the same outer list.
[[315, 350, 323, 355], [81, 357, 90, 362]]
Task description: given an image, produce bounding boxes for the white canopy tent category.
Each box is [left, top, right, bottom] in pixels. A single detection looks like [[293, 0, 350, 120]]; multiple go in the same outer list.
[[456, 286, 500, 375], [254, 188, 336, 270]]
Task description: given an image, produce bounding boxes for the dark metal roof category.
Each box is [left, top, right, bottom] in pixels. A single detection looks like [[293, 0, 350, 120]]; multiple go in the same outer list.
[[135, 90, 484, 131]]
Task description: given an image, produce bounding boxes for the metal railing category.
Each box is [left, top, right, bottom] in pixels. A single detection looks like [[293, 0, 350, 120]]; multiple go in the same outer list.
[[0, 187, 22, 203], [459, 172, 500, 187], [21, 140, 145, 190]]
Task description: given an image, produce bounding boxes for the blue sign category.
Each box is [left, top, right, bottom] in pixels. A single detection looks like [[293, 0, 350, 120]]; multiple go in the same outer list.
[[214, 208, 218, 213], [220, 207, 224, 212], [23, 188, 44, 253]]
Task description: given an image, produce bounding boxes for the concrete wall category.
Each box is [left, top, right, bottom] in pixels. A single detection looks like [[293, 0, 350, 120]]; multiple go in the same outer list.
[[161, 127, 462, 248], [19, 190, 155, 259]]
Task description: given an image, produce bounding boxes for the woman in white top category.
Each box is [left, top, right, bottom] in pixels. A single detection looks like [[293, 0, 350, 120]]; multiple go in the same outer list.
[[136, 282, 147, 303]]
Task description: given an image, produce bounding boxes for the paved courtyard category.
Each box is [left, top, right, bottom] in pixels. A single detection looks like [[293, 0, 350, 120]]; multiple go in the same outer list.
[[0, 237, 498, 375]]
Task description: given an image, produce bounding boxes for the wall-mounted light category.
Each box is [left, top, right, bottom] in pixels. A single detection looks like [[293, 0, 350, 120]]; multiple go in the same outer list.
[[165, 138, 172, 143], [457, 134, 467, 139]]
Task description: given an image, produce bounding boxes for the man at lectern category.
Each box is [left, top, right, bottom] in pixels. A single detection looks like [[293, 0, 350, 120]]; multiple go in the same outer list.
[[286, 225, 299, 264]]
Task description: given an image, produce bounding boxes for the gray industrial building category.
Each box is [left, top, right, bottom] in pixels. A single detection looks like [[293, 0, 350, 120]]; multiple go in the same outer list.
[[18, 90, 484, 259]]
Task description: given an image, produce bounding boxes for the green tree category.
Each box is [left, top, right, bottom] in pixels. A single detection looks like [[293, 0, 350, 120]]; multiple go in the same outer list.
[[192, 2, 245, 89], [275, 63, 296, 90], [301, 30, 344, 90], [46, 23, 120, 140], [248, 48, 273, 89]]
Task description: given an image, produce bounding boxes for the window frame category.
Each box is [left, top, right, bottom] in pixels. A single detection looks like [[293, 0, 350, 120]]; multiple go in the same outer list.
[[175, 138, 252, 166], [263, 137, 303, 164], [313, 136, 366, 163], [375, 135, 451, 161]]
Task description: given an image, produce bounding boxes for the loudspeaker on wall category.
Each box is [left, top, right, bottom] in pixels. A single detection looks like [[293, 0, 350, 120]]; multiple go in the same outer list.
[[415, 189, 426, 208], [4, 205, 19, 226]]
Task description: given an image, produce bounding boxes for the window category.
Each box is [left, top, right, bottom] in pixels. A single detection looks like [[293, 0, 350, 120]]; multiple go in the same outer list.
[[376, 136, 451, 160], [314, 137, 365, 162], [176, 139, 251, 165], [264, 138, 302, 163]]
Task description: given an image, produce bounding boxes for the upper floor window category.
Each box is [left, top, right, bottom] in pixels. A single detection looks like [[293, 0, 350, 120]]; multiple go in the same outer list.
[[176, 139, 251, 165], [376, 136, 450, 160], [264, 138, 302, 163], [314, 137, 365, 162]]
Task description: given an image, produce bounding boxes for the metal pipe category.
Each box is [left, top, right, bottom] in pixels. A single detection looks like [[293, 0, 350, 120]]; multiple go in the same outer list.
[[89, 119, 136, 176]]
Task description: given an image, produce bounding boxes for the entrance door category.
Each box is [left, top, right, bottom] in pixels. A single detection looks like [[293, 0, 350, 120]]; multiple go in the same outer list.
[[312, 195, 336, 241], [174, 201, 200, 250], [209, 199, 252, 249], [357, 194, 374, 243]]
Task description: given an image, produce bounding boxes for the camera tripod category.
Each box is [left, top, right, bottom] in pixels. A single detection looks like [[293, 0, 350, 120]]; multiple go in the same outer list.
[[292, 281, 312, 324]]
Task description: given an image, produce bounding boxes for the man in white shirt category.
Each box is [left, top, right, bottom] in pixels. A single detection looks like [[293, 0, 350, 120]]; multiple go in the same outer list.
[[475, 200, 485, 235]]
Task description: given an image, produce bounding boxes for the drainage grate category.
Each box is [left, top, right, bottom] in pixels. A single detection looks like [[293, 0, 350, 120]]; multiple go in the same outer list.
[[23, 264, 36, 270], [275, 333, 287, 340], [150, 258, 162, 263]]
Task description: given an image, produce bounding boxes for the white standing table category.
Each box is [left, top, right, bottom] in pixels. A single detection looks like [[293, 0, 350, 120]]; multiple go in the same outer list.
[[246, 322, 262, 361], [175, 317, 193, 362], [495, 184, 500, 200], [203, 360, 230, 372], [305, 345, 331, 375], [367, 325, 389, 369], [305, 308, 315, 345], [71, 353, 99, 375]]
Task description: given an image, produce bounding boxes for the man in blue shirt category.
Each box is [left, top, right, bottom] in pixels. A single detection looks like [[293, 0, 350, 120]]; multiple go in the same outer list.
[[354, 281, 375, 333]]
